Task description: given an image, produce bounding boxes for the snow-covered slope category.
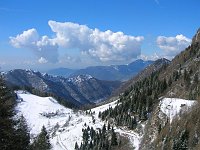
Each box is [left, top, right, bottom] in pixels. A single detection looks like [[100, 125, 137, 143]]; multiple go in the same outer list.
[[16, 91, 196, 150], [159, 98, 196, 122], [140, 97, 196, 150], [15, 91, 140, 150]]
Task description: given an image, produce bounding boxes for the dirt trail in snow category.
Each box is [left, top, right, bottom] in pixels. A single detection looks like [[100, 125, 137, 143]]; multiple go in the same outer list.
[[57, 134, 68, 150]]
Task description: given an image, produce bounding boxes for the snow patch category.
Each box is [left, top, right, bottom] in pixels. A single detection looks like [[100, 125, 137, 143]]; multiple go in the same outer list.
[[159, 98, 196, 122], [68, 74, 93, 84]]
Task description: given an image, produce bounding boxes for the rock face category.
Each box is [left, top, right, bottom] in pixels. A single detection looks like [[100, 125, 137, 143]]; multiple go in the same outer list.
[[192, 28, 200, 44], [4, 69, 121, 107]]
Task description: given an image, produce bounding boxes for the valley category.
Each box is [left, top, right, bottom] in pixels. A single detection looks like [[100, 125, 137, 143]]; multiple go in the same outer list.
[[15, 91, 196, 150], [0, 2, 199, 149]]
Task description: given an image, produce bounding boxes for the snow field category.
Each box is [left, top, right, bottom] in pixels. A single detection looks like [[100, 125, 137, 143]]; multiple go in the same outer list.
[[15, 91, 132, 150], [16, 91, 196, 150], [159, 98, 196, 122]]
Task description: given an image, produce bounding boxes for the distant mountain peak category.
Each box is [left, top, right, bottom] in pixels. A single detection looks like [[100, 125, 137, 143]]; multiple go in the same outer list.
[[68, 74, 93, 83], [70, 59, 154, 81], [154, 58, 170, 64], [4, 69, 121, 107]]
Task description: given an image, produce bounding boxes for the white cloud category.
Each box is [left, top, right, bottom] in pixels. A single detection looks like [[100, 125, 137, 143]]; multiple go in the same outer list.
[[48, 20, 144, 62], [10, 20, 144, 64], [38, 57, 48, 64], [10, 29, 58, 63], [10, 28, 39, 48], [157, 34, 191, 57]]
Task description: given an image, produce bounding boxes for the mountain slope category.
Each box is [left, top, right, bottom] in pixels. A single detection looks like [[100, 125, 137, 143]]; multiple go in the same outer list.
[[140, 98, 196, 150], [70, 59, 153, 81], [112, 58, 170, 96], [157, 29, 200, 99], [99, 28, 200, 150], [15, 91, 140, 150], [5, 69, 121, 107], [16, 91, 196, 150], [140, 28, 200, 150]]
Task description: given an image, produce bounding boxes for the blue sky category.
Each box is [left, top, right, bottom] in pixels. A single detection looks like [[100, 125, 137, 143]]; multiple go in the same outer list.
[[0, 0, 199, 71]]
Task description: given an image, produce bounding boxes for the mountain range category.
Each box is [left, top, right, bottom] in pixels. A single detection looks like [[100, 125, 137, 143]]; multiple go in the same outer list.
[[112, 58, 171, 96], [4, 69, 121, 107], [47, 59, 154, 81], [2, 28, 200, 150]]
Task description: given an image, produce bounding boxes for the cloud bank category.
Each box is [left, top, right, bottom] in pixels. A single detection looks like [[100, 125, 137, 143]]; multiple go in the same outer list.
[[10, 28, 58, 63], [157, 34, 191, 57], [10, 21, 144, 63]]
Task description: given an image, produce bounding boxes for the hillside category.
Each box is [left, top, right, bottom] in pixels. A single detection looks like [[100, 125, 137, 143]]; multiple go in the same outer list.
[[139, 28, 200, 150], [157, 29, 200, 99], [112, 58, 170, 96], [4, 69, 121, 107], [15, 91, 141, 150], [98, 29, 200, 150], [15, 91, 196, 150]]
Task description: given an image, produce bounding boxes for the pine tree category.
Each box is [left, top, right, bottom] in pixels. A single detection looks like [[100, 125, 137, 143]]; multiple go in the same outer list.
[[107, 122, 110, 130], [75, 142, 79, 150], [111, 127, 118, 146], [0, 76, 16, 150], [15, 115, 30, 150], [102, 124, 106, 134], [31, 126, 51, 150]]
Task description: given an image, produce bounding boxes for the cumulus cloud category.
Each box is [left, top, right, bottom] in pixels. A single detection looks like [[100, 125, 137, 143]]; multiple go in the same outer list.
[[157, 34, 191, 57], [10, 29, 58, 63], [10, 28, 39, 48], [48, 20, 144, 62], [10, 20, 144, 64]]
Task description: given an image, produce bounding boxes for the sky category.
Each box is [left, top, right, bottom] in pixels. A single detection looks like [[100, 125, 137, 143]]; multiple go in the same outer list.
[[0, 0, 199, 71]]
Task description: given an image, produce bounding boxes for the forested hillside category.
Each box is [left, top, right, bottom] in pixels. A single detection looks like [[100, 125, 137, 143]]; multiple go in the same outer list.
[[0, 76, 53, 150], [0, 76, 30, 150], [140, 29, 200, 150], [98, 29, 200, 150]]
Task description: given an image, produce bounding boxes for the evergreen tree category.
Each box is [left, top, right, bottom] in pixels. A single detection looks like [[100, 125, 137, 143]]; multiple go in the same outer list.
[[31, 126, 51, 150], [107, 122, 110, 130], [0, 76, 16, 150], [173, 130, 189, 150], [111, 127, 118, 146], [75, 142, 79, 150], [15, 115, 30, 150]]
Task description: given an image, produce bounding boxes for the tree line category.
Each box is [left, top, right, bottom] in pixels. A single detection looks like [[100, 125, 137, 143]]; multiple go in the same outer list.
[[0, 76, 51, 150], [75, 123, 119, 150]]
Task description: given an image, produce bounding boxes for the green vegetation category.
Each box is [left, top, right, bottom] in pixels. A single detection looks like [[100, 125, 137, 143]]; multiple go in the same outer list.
[[153, 103, 200, 149], [76, 124, 120, 150], [99, 68, 168, 129], [30, 126, 51, 150], [0, 76, 30, 150]]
